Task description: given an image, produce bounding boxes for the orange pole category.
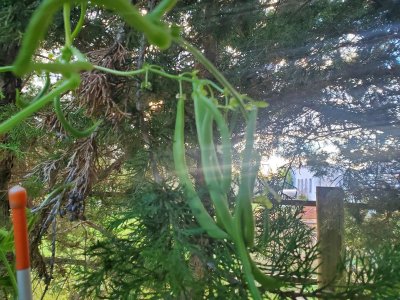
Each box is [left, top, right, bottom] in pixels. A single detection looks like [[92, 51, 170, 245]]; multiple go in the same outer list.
[[9, 185, 32, 300]]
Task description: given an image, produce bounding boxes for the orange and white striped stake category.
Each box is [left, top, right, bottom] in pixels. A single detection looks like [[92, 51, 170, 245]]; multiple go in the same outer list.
[[8, 185, 33, 300]]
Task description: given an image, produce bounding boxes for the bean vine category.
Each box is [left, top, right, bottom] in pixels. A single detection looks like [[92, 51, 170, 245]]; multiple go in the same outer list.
[[0, 0, 284, 298]]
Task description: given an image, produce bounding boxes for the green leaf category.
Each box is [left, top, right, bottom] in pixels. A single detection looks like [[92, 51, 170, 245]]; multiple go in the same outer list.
[[141, 81, 153, 90], [253, 195, 273, 209], [229, 97, 239, 108], [253, 101, 268, 108]]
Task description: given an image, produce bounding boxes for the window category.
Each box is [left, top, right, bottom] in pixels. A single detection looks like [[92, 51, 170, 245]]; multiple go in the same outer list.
[[304, 178, 307, 193], [309, 179, 312, 193], [298, 179, 300, 190]]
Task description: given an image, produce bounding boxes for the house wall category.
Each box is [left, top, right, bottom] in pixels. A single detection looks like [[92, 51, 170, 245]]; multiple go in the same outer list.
[[292, 167, 342, 201]]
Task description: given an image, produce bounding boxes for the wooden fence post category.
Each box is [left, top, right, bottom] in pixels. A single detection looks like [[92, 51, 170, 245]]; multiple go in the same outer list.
[[316, 187, 345, 290]]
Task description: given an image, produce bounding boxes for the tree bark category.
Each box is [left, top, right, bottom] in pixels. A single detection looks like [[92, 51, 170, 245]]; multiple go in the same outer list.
[[0, 43, 21, 228]]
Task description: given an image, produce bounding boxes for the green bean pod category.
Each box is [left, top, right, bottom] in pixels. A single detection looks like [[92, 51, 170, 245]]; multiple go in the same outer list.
[[193, 83, 223, 185], [248, 152, 261, 196], [200, 108, 222, 184], [250, 259, 284, 290], [173, 95, 228, 240], [194, 85, 232, 193], [203, 101, 232, 194], [234, 107, 258, 248], [199, 110, 226, 230], [0, 74, 80, 134], [195, 99, 227, 231], [233, 220, 262, 300], [193, 90, 233, 234], [53, 96, 101, 138]]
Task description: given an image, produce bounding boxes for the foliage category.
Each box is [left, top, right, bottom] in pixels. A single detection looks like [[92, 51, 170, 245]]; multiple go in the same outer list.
[[0, 226, 17, 297], [254, 205, 319, 292], [0, 211, 37, 299], [0, 0, 399, 298], [0, 104, 44, 159], [340, 242, 400, 299], [75, 181, 245, 299], [0, 0, 279, 297], [74, 182, 322, 299]]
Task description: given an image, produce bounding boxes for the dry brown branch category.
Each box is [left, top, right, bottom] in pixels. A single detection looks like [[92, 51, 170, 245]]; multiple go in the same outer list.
[[78, 42, 132, 121]]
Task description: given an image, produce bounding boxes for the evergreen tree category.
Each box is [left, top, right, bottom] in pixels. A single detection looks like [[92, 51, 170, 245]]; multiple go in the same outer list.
[[0, 0, 399, 298]]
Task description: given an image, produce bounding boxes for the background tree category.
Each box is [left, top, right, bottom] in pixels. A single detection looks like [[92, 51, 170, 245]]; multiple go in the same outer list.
[[0, 0, 40, 228], [1, 0, 400, 298]]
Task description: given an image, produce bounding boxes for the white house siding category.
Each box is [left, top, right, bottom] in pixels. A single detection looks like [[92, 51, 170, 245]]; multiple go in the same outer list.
[[292, 167, 342, 201]]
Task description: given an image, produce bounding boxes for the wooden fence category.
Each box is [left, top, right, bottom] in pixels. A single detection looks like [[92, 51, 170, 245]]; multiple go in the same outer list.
[[280, 187, 345, 289]]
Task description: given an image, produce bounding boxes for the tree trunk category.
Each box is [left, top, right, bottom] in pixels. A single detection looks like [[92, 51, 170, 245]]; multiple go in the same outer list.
[[0, 43, 21, 228]]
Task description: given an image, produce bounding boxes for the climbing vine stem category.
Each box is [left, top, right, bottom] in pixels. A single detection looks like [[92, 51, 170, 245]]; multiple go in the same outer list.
[[71, 3, 87, 41], [0, 1, 281, 298], [175, 37, 247, 115]]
